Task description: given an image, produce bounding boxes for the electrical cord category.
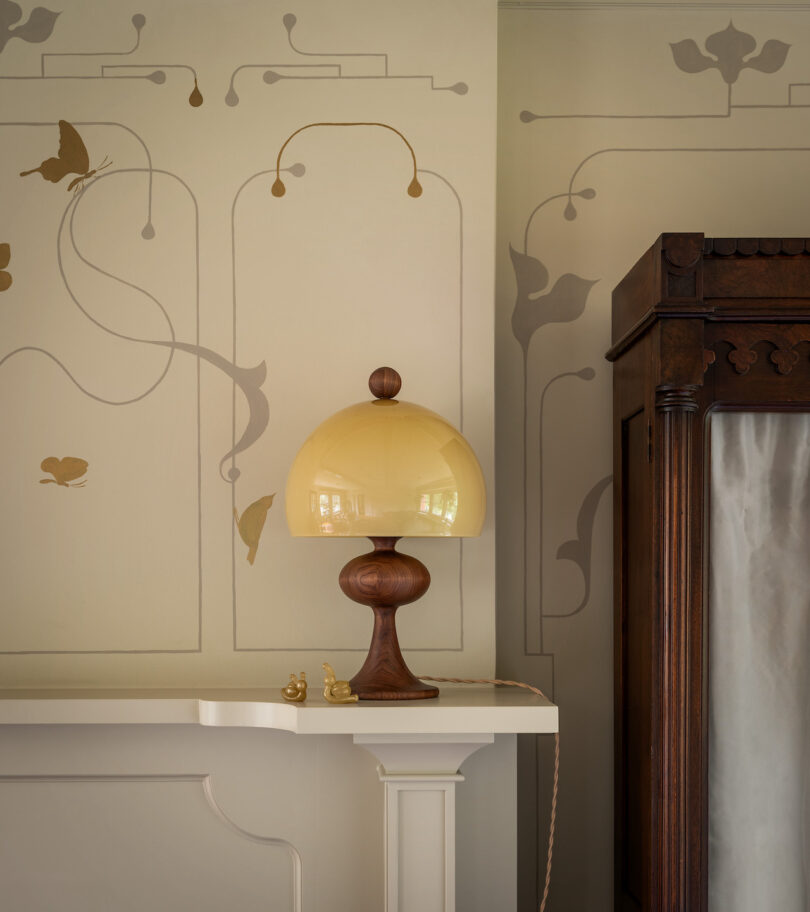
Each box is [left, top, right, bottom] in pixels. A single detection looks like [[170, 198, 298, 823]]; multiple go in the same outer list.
[[418, 675, 558, 912]]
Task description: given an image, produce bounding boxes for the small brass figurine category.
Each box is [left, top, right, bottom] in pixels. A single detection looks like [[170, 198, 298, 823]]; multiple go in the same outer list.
[[281, 672, 307, 702], [322, 662, 358, 704]]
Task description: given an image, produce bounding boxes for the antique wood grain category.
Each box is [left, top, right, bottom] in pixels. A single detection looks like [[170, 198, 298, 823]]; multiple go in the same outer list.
[[609, 234, 810, 912]]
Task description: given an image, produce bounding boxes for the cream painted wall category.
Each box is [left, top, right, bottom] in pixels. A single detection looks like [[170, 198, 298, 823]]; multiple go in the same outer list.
[[495, 3, 810, 908], [0, 0, 496, 688]]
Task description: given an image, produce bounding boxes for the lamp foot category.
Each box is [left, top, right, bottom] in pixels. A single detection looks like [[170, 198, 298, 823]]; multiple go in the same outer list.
[[340, 538, 439, 701]]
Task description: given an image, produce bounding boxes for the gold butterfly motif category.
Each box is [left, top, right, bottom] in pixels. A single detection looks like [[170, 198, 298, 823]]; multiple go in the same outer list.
[[20, 120, 111, 193], [40, 456, 88, 487], [0, 243, 10, 291]]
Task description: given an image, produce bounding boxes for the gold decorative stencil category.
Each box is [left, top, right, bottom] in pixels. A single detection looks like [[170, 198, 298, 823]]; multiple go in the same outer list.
[[233, 493, 275, 564], [20, 120, 111, 192]]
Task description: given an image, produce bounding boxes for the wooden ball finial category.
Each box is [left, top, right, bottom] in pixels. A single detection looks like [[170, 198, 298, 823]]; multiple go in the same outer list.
[[369, 366, 401, 400]]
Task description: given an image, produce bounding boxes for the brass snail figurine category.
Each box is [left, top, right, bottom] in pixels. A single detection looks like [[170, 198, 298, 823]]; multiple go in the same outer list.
[[322, 663, 358, 704], [281, 672, 308, 702]]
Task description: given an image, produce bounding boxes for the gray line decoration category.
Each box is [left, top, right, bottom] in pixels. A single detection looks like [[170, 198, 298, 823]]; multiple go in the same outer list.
[[40, 11, 144, 72], [524, 371, 612, 653], [0, 164, 201, 655], [65, 168, 273, 483], [231, 164, 468, 653], [508, 209, 599, 663], [521, 20, 790, 122], [0, 14, 203, 106], [515, 19, 802, 671], [224, 11, 467, 105], [0, 0, 58, 54], [546, 474, 612, 618]]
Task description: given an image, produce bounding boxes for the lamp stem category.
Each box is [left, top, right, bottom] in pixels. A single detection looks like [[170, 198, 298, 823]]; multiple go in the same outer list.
[[340, 537, 439, 700]]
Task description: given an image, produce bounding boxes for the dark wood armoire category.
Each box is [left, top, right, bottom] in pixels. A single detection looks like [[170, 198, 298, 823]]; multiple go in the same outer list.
[[607, 233, 810, 911]]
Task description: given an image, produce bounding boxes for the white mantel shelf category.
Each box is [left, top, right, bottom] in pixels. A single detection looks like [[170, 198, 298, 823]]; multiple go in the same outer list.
[[0, 685, 557, 912], [0, 684, 558, 735]]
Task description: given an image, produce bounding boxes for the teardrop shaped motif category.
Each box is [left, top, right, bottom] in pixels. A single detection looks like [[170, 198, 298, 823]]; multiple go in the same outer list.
[[271, 178, 286, 197], [407, 177, 422, 198], [189, 78, 203, 107]]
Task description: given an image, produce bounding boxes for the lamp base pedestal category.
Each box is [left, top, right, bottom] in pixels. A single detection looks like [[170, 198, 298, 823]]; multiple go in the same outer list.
[[339, 537, 439, 701]]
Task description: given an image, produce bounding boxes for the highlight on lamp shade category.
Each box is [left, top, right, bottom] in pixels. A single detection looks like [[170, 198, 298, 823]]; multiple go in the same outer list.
[[285, 375, 485, 538]]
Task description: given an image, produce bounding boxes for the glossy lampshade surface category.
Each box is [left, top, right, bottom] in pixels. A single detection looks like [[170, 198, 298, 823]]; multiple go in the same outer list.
[[285, 397, 485, 537]]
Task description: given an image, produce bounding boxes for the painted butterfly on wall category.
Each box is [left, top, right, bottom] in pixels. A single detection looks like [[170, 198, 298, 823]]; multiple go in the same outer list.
[[0, 243, 10, 291], [39, 456, 88, 487], [20, 120, 111, 192]]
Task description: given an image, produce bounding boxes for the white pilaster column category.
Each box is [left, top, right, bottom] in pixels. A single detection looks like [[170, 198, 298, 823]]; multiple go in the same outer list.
[[354, 733, 493, 912]]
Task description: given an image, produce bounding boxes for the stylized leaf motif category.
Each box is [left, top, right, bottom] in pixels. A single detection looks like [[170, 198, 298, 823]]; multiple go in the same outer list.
[[745, 39, 790, 75], [556, 475, 612, 614], [234, 493, 276, 565], [509, 243, 549, 299], [671, 21, 789, 85], [670, 39, 715, 74], [0, 0, 59, 53], [511, 249, 597, 355]]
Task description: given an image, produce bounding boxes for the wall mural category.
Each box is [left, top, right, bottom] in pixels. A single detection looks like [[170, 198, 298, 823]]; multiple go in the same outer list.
[[225, 11, 468, 106], [499, 8, 807, 909], [234, 493, 275, 565], [1, 1, 495, 678], [20, 119, 111, 190], [39, 455, 88, 487], [230, 119, 471, 652], [0, 242, 10, 289], [0, 0, 58, 53], [1, 9, 202, 105]]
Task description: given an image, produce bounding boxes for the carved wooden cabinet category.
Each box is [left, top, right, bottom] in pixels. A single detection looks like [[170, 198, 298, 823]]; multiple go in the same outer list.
[[607, 234, 810, 911]]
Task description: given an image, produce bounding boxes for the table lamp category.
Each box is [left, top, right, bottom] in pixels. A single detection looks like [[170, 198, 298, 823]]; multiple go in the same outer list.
[[285, 366, 486, 700]]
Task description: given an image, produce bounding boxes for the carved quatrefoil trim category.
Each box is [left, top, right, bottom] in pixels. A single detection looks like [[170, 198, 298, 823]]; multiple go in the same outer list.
[[716, 325, 810, 376]]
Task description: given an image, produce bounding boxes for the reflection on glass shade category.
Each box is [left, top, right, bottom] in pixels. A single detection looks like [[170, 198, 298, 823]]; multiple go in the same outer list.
[[286, 398, 486, 537]]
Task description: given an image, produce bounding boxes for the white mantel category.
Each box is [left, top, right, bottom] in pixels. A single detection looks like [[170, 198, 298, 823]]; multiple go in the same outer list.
[[0, 685, 557, 733], [0, 685, 557, 912]]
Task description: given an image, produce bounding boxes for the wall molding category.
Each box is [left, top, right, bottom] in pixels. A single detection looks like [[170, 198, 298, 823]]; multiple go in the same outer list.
[[0, 773, 302, 912]]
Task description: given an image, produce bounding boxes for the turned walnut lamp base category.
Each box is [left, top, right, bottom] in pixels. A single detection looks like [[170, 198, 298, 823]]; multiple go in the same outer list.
[[285, 366, 486, 701], [340, 537, 438, 700]]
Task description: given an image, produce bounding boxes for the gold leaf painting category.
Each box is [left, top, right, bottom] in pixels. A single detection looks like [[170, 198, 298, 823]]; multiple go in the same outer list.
[[234, 494, 275, 564], [0, 243, 10, 291], [40, 456, 88, 487], [20, 120, 111, 192]]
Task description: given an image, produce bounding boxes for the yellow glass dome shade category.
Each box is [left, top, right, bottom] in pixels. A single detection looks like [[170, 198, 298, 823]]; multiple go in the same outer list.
[[285, 398, 486, 538]]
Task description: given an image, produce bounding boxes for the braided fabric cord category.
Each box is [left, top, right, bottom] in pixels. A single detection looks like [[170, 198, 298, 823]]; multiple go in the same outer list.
[[418, 676, 558, 912]]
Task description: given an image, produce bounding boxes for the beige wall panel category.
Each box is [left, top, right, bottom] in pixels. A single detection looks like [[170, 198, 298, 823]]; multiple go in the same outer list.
[[0, 0, 496, 686]]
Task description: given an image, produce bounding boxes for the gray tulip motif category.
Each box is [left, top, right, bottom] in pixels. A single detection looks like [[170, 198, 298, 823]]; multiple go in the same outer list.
[[509, 244, 597, 355], [671, 21, 789, 84], [0, 0, 59, 54]]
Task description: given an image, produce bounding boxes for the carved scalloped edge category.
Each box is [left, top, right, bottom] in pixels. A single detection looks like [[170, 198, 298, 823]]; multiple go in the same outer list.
[[703, 238, 810, 257]]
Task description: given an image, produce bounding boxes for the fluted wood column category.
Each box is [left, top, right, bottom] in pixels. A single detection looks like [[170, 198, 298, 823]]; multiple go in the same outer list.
[[654, 384, 698, 911]]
